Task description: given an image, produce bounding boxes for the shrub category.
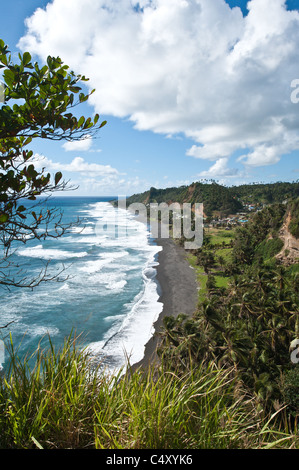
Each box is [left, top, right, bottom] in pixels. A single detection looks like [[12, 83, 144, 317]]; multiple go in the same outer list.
[[280, 367, 299, 418]]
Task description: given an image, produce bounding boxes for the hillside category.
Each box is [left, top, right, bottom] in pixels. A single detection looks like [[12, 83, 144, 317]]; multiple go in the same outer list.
[[126, 182, 242, 217], [232, 198, 299, 267], [125, 181, 299, 217], [160, 194, 299, 426], [276, 206, 299, 266], [228, 181, 299, 205]]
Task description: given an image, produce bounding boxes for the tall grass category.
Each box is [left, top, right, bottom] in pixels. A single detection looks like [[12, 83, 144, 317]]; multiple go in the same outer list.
[[0, 335, 298, 449]]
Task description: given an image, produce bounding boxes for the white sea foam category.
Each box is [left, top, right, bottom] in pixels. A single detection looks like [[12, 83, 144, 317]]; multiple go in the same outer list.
[[71, 235, 108, 245], [58, 283, 70, 291], [79, 251, 129, 274], [68, 226, 95, 235], [105, 279, 127, 291], [3, 199, 163, 375], [87, 233, 163, 374], [86, 270, 128, 292], [87, 277, 162, 374], [17, 244, 88, 260], [26, 325, 60, 337]]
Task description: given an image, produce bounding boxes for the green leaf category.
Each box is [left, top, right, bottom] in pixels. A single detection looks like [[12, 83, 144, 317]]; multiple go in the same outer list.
[[23, 137, 32, 147], [78, 116, 85, 127], [79, 93, 87, 103], [0, 53, 8, 66], [55, 171, 62, 185], [84, 117, 91, 129], [69, 86, 81, 93], [0, 213, 9, 223], [31, 436, 44, 450], [3, 69, 15, 88], [23, 52, 32, 66], [26, 151, 33, 159], [27, 164, 37, 179]]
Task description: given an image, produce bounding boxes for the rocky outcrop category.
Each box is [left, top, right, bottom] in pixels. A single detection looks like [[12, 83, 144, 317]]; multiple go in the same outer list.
[[276, 211, 299, 265]]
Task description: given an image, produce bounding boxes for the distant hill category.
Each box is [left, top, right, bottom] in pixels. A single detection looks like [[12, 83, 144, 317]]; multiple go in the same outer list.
[[232, 197, 299, 266], [125, 181, 299, 217], [228, 181, 299, 205]]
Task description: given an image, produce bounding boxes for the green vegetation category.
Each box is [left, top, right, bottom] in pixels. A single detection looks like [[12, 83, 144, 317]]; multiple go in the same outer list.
[[289, 198, 299, 239], [160, 200, 299, 441], [126, 181, 299, 217], [229, 181, 299, 205], [1, 39, 299, 450], [0, 335, 297, 449], [0, 194, 298, 449], [0, 39, 106, 288], [232, 203, 287, 265], [254, 238, 284, 264], [126, 182, 243, 216], [185, 227, 235, 302]]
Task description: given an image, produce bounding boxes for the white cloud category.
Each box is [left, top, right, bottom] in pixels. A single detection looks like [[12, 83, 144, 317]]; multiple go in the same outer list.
[[30, 154, 151, 195], [62, 136, 93, 152], [31, 154, 119, 176], [199, 158, 239, 178], [76, 174, 152, 196], [18, 0, 299, 169]]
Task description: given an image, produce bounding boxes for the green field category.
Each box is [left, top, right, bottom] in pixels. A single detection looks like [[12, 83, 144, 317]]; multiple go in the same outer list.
[[205, 227, 235, 245], [187, 228, 236, 301]]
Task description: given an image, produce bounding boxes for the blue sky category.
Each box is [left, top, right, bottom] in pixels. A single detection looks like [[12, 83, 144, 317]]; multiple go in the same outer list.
[[1, 0, 299, 196]]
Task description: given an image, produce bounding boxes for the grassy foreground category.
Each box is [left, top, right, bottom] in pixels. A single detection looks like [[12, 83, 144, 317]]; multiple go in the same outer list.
[[0, 335, 298, 449]]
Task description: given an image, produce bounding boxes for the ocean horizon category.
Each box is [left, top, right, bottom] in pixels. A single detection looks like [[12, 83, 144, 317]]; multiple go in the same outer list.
[[0, 196, 163, 373]]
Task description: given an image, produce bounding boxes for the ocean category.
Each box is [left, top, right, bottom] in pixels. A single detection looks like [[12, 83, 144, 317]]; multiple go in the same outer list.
[[0, 197, 163, 373]]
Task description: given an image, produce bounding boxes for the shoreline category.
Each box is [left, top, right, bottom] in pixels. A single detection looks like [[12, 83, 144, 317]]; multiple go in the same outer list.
[[132, 236, 199, 371]]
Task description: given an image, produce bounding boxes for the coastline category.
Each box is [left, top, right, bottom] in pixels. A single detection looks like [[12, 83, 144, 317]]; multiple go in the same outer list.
[[132, 236, 199, 371]]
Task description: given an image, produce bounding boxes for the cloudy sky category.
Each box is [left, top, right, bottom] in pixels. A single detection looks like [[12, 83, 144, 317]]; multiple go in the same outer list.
[[2, 0, 299, 195]]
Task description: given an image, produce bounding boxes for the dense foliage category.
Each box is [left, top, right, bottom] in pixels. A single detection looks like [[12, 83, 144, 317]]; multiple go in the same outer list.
[[0, 38, 298, 450], [0, 39, 106, 288], [229, 182, 299, 205], [289, 198, 299, 239], [232, 203, 287, 265], [126, 181, 299, 217], [0, 336, 296, 449], [159, 200, 299, 422], [127, 182, 243, 216], [159, 266, 299, 406]]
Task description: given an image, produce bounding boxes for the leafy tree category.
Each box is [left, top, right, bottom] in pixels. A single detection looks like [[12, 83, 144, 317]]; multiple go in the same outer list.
[[159, 263, 299, 411], [196, 250, 215, 273], [0, 39, 106, 289], [289, 198, 299, 239]]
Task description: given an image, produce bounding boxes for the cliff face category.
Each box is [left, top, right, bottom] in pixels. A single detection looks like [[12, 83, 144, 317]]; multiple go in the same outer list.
[[276, 211, 299, 265], [126, 182, 243, 216]]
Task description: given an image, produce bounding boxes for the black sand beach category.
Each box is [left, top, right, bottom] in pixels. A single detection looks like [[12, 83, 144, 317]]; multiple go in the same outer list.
[[133, 236, 199, 370]]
